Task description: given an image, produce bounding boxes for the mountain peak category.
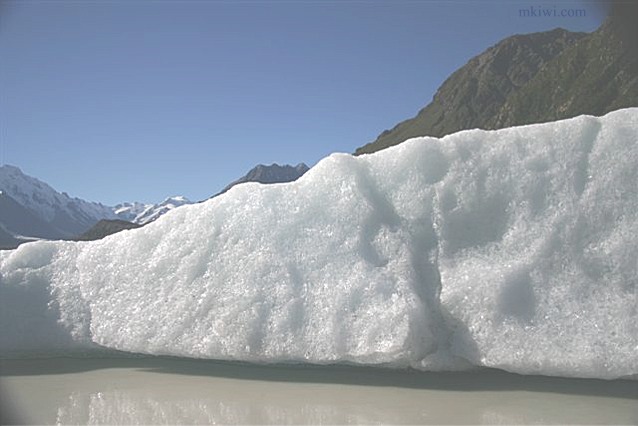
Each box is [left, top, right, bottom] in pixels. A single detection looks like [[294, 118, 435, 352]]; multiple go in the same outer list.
[[215, 163, 310, 197], [0, 164, 116, 237], [0, 164, 24, 174]]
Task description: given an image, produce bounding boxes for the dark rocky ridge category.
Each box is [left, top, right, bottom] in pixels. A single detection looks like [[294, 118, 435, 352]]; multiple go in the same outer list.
[[491, 17, 638, 127], [75, 219, 141, 242], [213, 163, 310, 198], [355, 11, 638, 155]]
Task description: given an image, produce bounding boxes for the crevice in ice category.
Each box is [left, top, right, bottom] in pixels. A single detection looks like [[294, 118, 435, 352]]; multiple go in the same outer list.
[[352, 161, 401, 268], [572, 119, 601, 197], [428, 186, 483, 368]]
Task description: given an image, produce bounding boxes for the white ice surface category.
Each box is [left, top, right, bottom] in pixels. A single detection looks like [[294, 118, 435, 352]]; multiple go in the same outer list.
[[1, 109, 637, 379]]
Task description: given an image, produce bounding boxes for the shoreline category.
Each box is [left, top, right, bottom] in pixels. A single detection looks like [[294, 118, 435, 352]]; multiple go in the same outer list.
[[2, 357, 637, 424]]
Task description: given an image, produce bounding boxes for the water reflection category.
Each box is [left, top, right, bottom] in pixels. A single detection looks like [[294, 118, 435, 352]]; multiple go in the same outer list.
[[1, 357, 636, 425], [55, 390, 413, 424]]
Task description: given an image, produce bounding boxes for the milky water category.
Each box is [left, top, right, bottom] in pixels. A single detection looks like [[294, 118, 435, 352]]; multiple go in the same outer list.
[[2, 358, 636, 425], [1, 109, 637, 379]]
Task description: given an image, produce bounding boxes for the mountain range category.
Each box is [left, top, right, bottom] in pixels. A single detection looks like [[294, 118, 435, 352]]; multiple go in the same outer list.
[[114, 196, 193, 225], [0, 165, 116, 240], [355, 10, 638, 155], [0, 162, 310, 246]]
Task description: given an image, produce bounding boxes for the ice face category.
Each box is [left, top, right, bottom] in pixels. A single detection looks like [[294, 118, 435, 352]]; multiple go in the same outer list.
[[1, 108, 637, 379], [434, 113, 638, 378]]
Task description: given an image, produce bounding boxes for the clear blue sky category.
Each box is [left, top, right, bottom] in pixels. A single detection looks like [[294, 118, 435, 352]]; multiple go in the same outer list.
[[1, 0, 605, 205]]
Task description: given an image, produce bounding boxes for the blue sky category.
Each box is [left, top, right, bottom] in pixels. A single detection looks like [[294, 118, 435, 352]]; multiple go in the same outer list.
[[1, 1, 605, 205]]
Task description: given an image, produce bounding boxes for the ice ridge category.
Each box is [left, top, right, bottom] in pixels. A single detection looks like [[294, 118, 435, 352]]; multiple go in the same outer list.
[[1, 108, 637, 379]]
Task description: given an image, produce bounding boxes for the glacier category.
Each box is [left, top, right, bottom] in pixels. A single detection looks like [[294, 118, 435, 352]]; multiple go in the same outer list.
[[1, 108, 637, 380]]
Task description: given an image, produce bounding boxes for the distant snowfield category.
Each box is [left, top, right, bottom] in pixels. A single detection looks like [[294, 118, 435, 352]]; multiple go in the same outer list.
[[1, 109, 637, 380], [114, 195, 192, 225]]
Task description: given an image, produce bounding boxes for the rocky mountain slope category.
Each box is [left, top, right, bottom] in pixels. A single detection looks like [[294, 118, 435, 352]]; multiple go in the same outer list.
[[491, 18, 638, 127], [356, 11, 638, 155], [0, 165, 189, 246], [0, 165, 116, 239], [0, 190, 62, 240], [0, 224, 23, 250], [75, 219, 142, 242], [213, 163, 310, 197]]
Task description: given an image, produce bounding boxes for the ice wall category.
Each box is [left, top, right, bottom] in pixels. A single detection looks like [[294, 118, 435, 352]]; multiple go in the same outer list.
[[1, 109, 637, 379]]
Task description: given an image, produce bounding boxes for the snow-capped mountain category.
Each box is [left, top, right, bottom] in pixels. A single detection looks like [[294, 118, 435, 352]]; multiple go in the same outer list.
[[0, 165, 117, 239], [0, 162, 308, 247], [113, 201, 148, 221], [0, 189, 59, 240], [116, 163, 310, 224], [0, 165, 192, 245], [115, 196, 192, 225]]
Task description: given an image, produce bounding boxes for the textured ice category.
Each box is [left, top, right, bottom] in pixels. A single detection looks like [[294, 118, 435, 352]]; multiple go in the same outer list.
[[1, 109, 637, 379]]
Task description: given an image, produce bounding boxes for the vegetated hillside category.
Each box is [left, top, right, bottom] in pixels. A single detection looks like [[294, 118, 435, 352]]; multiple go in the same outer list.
[[74, 219, 142, 242], [355, 12, 638, 155], [492, 18, 637, 127]]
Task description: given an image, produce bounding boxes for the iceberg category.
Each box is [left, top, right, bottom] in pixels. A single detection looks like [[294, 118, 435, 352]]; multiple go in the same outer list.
[[1, 109, 637, 380]]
